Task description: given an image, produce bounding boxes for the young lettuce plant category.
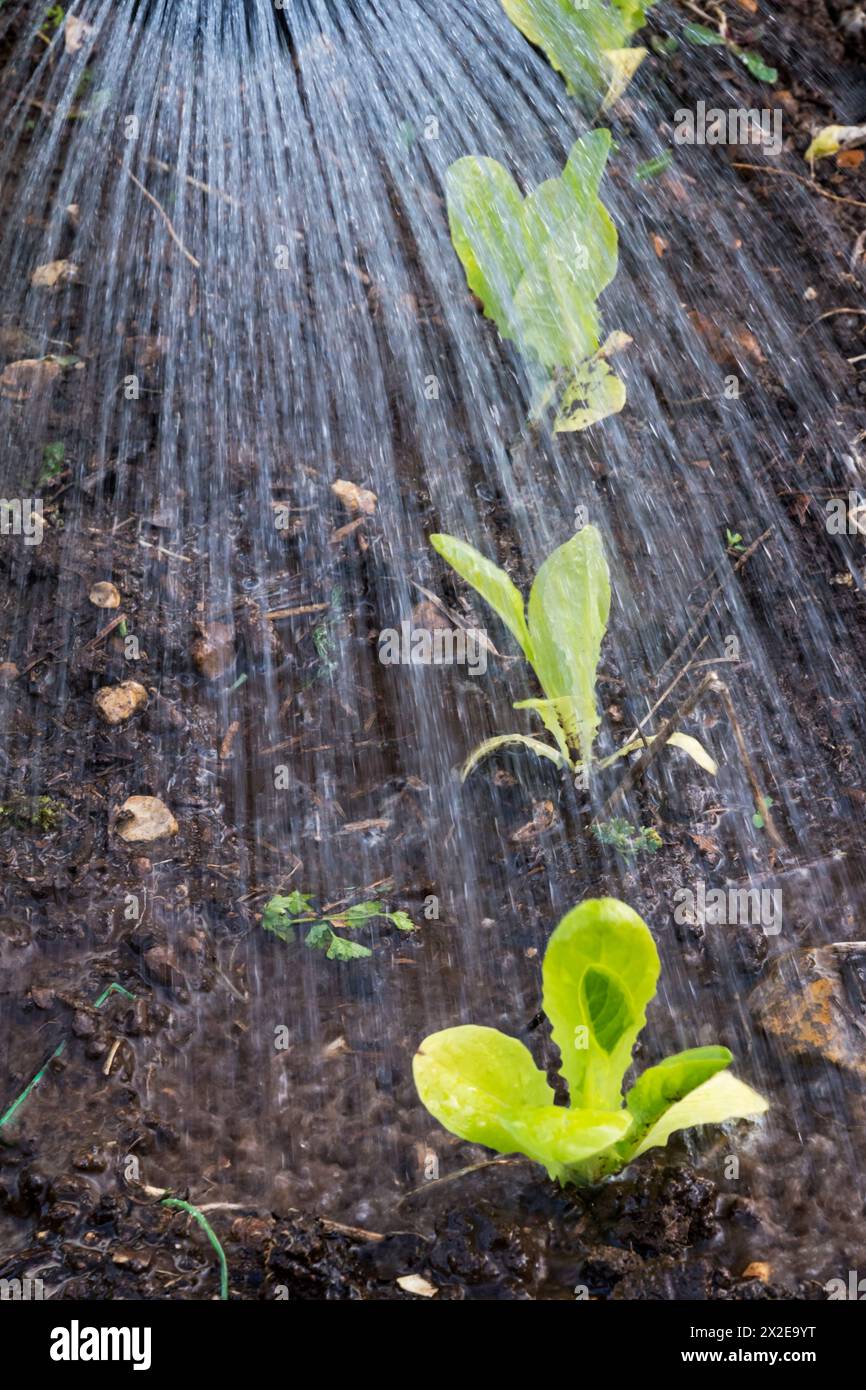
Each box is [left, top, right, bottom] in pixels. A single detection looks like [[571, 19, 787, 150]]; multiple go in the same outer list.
[[430, 524, 716, 781], [500, 1, 658, 109], [414, 897, 768, 1185], [446, 129, 629, 433]]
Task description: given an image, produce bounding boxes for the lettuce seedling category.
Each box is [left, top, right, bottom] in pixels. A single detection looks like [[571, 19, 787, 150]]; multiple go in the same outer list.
[[414, 897, 768, 1184], [263, 890, 413, 962], [446, 130, 629, 433], [430, 524, 716, 781], [501, 1, 658, 108]]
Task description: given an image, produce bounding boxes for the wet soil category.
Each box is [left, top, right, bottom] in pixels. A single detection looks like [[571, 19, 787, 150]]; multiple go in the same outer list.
[[2, 0, 866, 1299]]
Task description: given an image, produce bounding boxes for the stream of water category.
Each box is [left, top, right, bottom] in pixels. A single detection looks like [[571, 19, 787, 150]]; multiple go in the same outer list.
[[1, 0, 864, 1291]]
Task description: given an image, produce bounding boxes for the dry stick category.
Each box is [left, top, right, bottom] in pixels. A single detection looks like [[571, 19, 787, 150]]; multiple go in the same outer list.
[[123, 166, 201, 269], [732, 162, 866, 214], [711, 677, 784, 851], [622, 635, 708, 746], [601, 672, 718, 818], [655, 527, 772, 683]]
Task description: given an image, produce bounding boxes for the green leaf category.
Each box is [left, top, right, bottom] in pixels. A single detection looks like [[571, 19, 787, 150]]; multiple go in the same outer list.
[[509, 1105, 633, 1181], [630, 1070, 769, 1157], [262, 893, 308, 941], [634, 150, 673, 181], [339, 900, 384, 927], [500, 0, 654, 102], [386, 909, 415, 933], [444, 133, 623, 410], [430, 533, 533, 658], [739, 50, 777, 84], [515, 131, 618, 371], [624, 1046, 732, 1131], [513, 698, 572, 762], [324, 933, 373, 962], [682, 21, 726, 46], [461, 733, 570, 781], [413, 1024, 555, 1160], [526, 525, 610, 760], [445, 156, 528, 342], [542, 897, 659, 1109]]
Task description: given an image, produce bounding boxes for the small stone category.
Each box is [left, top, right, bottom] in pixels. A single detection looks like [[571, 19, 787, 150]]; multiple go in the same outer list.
[[132, 856, 152, 876], [94, 681, 148, 726], [742, 1261, 771, 1282], [0, 662, 18, 686], [89, 581, 121, 609], [111, 1246, 152, 1273], [191, 621, 235, 680], [115, 795, 178, 843], [30, 259, 79, 290], [331, 478, 377, 515]]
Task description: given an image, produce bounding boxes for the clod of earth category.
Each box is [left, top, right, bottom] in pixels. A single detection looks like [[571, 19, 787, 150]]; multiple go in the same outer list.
[[750, 944, 866, 1078], [89, 581, 121, 609], [94, 680, 148, 726], [30, 259, 79, 290], [0, 357, 62, 401], [191, 621, 236, 680], [115, 795, 179, 842], [0, 662, 18, 685]]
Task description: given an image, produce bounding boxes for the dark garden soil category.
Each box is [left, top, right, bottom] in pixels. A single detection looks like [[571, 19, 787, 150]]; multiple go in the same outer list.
[[1, 0, 866, 1299]]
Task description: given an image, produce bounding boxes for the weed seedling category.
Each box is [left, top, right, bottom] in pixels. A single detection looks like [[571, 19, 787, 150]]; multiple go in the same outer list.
[[263, 890, 414, 962], [591, 817, 662, 862]]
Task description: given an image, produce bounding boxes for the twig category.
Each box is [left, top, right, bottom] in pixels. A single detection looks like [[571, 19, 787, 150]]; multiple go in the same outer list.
[[656, 527, 772, 682], [732, 162, 866, 213], [602, 673, 717, 816], [122, 165, 201, 269], [710, 677, 784, 851]]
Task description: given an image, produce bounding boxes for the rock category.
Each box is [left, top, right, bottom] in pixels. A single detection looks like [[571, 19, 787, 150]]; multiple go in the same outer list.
[[742, 1261, 771, 1282], [331, 478, 377, 515], [30, 260, 79, 290], [115, 795, 178, 843], [750, 943, 866, 1077], [191, 621, 235, 680], [0, 357, 62, 401], [89, 581, 121, 609], [0, 662, 18, 686], [94, 681, 148, 726]]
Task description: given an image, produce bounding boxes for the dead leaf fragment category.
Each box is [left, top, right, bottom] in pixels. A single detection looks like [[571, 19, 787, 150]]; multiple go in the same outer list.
[[650, 233, 669, 259], [65, 14, 94, 54], [0, 358, 62, 401], [331, 478, 377, 515], [396, 1275, 438, 1298], [31, 260, 79, 290], [115, 795, 178, 843]]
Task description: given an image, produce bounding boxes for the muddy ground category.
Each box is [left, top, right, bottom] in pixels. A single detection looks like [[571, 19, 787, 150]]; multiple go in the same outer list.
[[2, 0, 866, 1299]]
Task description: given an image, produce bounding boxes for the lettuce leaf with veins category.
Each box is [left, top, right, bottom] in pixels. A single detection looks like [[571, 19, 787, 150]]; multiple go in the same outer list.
[[446, 130, 626, 432], [500, 0, 657, 106], [414, 897, 768, 1185]]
